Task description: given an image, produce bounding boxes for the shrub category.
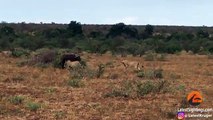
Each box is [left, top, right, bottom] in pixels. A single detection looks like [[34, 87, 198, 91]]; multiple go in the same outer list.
[[67, 79, 83, 88], [26, 102, 41, 111], [136, 80, 170, 97], [13, 37, 37, 50], [69, 65, 96, 79], [145, 69, 155, 79], [138, 69, 163, 79], [9, 96, 24, 105], [136, 81, 155, 96], [104, 81, 133, 98], [27, 49, 57, 67], [165, 42, 182, 54], [86, 69, 97, 79], [104, 80, 171, 98], [69, 65, 85, 79], [154, 80, 170, 93], [144, 51, 156, 61], [52, 54, 63, 68], [137, 70, 145, 78], [11, 48, 30, 57], [104, 89, 129, 98], [156, 54, 167, 61], [79, 60, 87, 67], [154, 68, 163, 79], [35, 49, 57, 64]]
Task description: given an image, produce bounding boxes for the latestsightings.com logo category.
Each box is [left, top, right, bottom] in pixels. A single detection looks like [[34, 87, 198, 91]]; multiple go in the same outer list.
[[177, 112, 185, 120], [187, 91, 202, 106], [177, 91, 206, 119]]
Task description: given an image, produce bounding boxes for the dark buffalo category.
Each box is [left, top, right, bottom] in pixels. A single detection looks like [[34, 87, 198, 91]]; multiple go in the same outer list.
[[60, 54, 81, 68]]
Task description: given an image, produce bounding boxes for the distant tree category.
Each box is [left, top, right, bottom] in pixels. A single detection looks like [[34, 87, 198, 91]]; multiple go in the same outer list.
[[165, 41, 182, 53], [0, 37, 11, 50], [33, 37, 46, 49], [107, 23, 125, 38], [188, 41, 201, 53], [144, 24, 154, 35], [67, 21, 83, 36], [13, 38, 36, 50], [107, 23, 138, 38], [88, 31, 103, 38], [196, 29, 209, 38], [139, 32, 150, 39], [139, 24, 154, 39], [0, 26, 15, 36], [42, 28, 62, 38], [124, 26, 138, 38]]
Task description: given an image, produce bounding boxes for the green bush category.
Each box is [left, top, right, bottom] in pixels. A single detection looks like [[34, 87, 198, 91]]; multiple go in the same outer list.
[[79, 60, 87, 67], [11, 48, 30, 57], [154, 68, 163, 79], [69, 65, 85, 79], [68, 64, 96, 79], [136, 80, 169, 97], [104, 81, 133, 98], [104, 80, 171, 98], [156, 54, 167, 61], [26, 102, 41, 111], [138, 69, 163, 79], [52, 54, 63, 68], [137, 70, 145, 78], [165, 42, 182, 54], [26, 48, 57, 67], [13, 38, 36, 50], [9, 96, 24, 105], [144, 51, 156, 61], [145, 70, 155, 79], [154, 80, 170, 93], [136, 81, 155, 96], [67, 79, 84, 88], [104, 89, 129, 98], [0, 37, 11, 50]]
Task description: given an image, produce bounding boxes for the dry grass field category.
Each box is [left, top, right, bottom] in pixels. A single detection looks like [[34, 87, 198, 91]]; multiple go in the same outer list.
[[0, 52, 212, 120]]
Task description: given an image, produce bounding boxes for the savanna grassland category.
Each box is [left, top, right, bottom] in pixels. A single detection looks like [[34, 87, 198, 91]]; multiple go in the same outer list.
[[0, 52, 212, 120]]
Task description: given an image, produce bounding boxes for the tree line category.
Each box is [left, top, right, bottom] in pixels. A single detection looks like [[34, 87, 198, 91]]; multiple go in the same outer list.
[[0, 21, 212, 55]]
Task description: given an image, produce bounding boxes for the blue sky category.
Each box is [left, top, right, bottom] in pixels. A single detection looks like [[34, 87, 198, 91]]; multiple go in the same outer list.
[[0, 0, 212, 26]]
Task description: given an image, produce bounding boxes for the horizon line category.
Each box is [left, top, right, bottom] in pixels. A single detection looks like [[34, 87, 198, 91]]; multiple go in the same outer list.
[[0, 21, 212, 27]]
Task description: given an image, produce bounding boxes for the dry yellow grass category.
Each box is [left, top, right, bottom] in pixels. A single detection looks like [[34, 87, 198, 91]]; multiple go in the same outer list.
[[0, 53, 212, 120]]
